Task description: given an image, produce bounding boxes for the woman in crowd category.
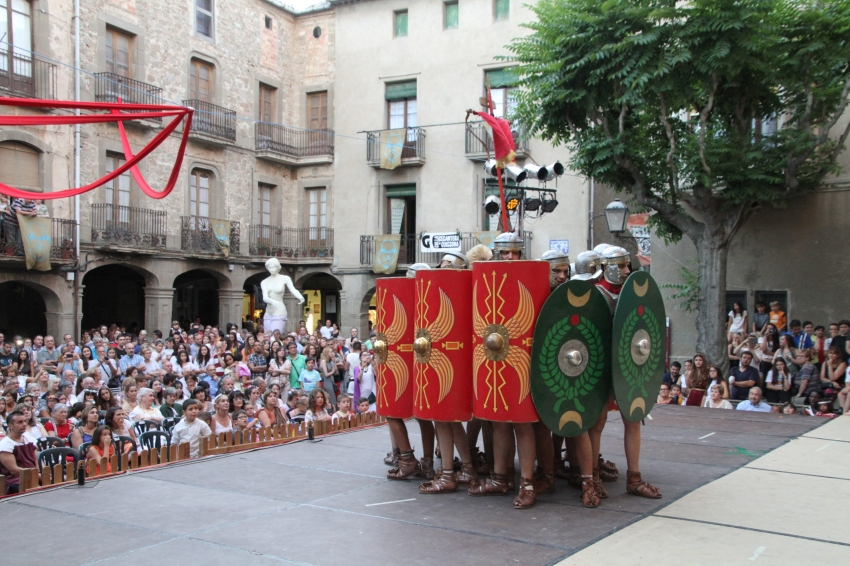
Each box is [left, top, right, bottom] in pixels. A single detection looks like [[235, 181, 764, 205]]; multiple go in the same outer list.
[[69, 405, 100, 449], [211, 394, 233, 434], [14, 349, 32, 379], [57, 348, 85, 379], [159, 387, 183, 420], [685, 353, 711, 406], [257, 389, 286, 428], [318, 346, 338, 408], [777, 334, 799, 375], [820, 346, 846, 391], [727, 301, 748, 343], [141, 348, 163, 380], [104, 406, 137, 452], [101, 347, 121, 391], [759, 323, 780, 379], [765, 358, 792, 403], [44, 403, 74, 442], [86, 425, 115, 474], [305, 388, 332, 423], [267, 341, 283, 367], [303, 344, 319, 361], [240, 335, 256, 362], [80, 346, 100, 378], [149, 378, 164, 407], [220, 352, 238, 380], [96, 385, 117, 412], [122, 380, 138, 413], [129, 387, 165, 424], [196, 345, 212, 371], [16, 403, 47, 443], [245, 386, 261, 410], [228, 390, 246, 414], [351, 351, 376, 411], [0, 396, 8, 427], [81, 389, 98, 406], [181, 374, 199, 400], [191, 387, 211, 412], [706, 365, 730, 399], [268, 348, 291, 388], [331, 324, 340, 339], [267, 383, 288, 410], [656, 383, 673, 405], [39, 393, 58, 419], [703, 384, 733, 409], [727, 334, 742, 369]]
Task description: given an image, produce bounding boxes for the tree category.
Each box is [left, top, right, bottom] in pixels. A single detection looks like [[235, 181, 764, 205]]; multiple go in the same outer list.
[[508, 0, 850, 368]]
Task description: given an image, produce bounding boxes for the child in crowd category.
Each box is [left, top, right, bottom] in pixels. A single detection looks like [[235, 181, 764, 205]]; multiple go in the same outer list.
[[171, 400, 212, 458], [244, 403, 261, 429], [232, 410, 249, 432], [669, 384, 683, 405], [332, 394, 352, 422], [357, 397, 370, 414], [197, 411, 212, 426], [298, 358, 321, 393], [289, 398, 308, 424]]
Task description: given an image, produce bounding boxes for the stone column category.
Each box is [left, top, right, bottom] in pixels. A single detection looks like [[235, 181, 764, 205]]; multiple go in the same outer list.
[[144, 287, 175, 335], [218, 289, 245, 328], [339, 289, 368, 337], [45, 311, 76, 340]]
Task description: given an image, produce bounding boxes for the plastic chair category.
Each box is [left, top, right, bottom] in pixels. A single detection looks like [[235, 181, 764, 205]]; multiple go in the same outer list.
[[161, 417, 178, 432], [37, 447, 80, 482], [39, 417, 51, 425], [132, 419, 162, 437], [36, 436, 66, 450], [138, 430, 172, 451], [114, 435, 138, 455], [78, 441, 92, 457]]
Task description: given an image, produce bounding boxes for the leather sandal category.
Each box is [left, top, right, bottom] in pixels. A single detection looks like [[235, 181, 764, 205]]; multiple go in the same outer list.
[[506, 467, 516, 491], [533, 472, 556, 494], [580, 475, 601, 508], [386, 450, 421, 480], [567, 470, 583, 489], [468, 472, 509, 496], [513, 477, 536, 509], [592, 468, 608, 499], [384, 448, 400, 466], [417, 456, 435, 480], [456, 462, 479, 486], [599, 455, 619, 480], [419, 469, 457, 494], [626, 471, 662, 499]]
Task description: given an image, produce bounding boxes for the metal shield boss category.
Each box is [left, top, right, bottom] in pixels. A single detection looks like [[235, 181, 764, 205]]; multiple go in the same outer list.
[[375, 277, 416, 419], [612, 272, 666, 422], [473, 260, 550, 423], [412, 269, 473, 422], [530, 280, 612, 436]]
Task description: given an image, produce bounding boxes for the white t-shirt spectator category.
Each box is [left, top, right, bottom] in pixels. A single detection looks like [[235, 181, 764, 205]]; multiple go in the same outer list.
[[728, 310, 747, 334], [345, 352, 360, 379], [320, 325, 334, 340], [171, 418, 212, 459]]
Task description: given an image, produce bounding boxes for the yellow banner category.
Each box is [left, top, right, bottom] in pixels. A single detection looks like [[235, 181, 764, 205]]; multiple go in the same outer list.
[[17, 214, 52, 271], [473, 231, 499, 249], [210, 218, 231, 258], [380, 129, 406, 170], [373, 234, 401, 274]]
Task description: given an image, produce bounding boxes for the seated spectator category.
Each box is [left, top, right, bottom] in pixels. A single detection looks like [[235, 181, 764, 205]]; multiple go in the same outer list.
[[159, 387, 183, 419], [171, 400, 211, 458], [794, 350, 819, 398], [819, 346, 846, 393], [104, 407, 137, 452], [231, 410, 251, 434], [789, 320, 814, 351], [332, 394, 352, 422], [305, 389, 332, 423], [43, 403, 74, 442], [244, 386, 261, 410], [730, 351, 760, 400], [703, 384, 733, 409], [669, 384, 683, 405], [735, 387, 772, 412], [191, 387, 211, 412], [782, 403, 798, 415], [662, 362, 681, 388], [227, 390, 246, 414], [357, 398, 370, 414], [838, 372, 850, 416], [16, 403, 47, 443], [777, 334, 799, 375], [728, 334, 742, 368], [257, 390, 286, 428], [243, 403, 261, 429], [69, 405, 99, 449], [80, 389, 98, 406], [685, 353, 710, 406], [707, 365, 730, 399], [813, 325, 827, 366], [96, 386, 117, 412], [770, 404, 782, 414], [769, 301, 787, 332], [0, 410, 38, 494], [656, 383, 673, 404], [128, 387, 165, 424], [211, 394, 233, 435], [727, 301, 747, 343], [149, 378, 164, 407], [122, 379, 139, 413], [289, 397, 308, 424], [39, 392, 59, 419], [764, 358, 792, 404], [85, 425, 115, 474]]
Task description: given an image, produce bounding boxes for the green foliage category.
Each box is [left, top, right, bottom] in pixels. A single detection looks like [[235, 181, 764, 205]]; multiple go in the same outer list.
[[661, 264, 700, 313]]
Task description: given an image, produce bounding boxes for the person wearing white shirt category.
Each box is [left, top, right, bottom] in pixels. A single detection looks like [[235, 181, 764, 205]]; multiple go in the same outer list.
[[735, 387, 772, 412], [319, 320, 334, 340], [702, 384, 733, 409], [171, 400, 211, 458]]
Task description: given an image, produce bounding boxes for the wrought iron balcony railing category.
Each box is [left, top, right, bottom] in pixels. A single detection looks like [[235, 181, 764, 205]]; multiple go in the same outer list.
[[180, 216, 240, 255], [359, 231, 533, 266], [183, 99, 237, 142], [94, 73, 163, 122], [1, 218, 77, 261], [91, 204, 167, 248], [255, 123, 334, 158], [0, 50, 56, 100], [465, 121, 528, 156], [366, 127, 426, 165], [248, 225, 333, 258]]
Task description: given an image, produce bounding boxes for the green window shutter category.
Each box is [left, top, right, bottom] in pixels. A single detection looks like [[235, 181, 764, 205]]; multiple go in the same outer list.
[[385, 80, 417, 101], [445, 2, 458, 29], [486, 68, 516, 89], [395, 11, 408, 36], [386, 184, 416, 198], [495, 0, 509, 21]]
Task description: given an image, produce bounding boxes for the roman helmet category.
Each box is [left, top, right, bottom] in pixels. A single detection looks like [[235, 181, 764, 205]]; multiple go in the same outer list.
[[439, 251, 469, 269], [571, 250, 603, 281], [405, 262, 431, 279], [593, 243, 612, 255], [493, 231, 524, 258], [540, 249, 571, 286], [600, 245, 630, 285]]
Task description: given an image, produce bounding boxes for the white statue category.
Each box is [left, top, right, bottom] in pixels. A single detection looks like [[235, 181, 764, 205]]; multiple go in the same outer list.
[[260, 257, 304, 333]]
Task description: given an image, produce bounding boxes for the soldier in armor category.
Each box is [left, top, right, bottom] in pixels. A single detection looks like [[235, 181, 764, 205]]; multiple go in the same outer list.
[[469, 231, 538, 509], [591, 246, 661, 499], [439, 252, 468, 270]]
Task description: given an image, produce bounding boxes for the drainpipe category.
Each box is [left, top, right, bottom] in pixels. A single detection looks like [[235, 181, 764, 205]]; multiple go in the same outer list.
[[73, 0, 81, 340], [588, 177, 595, 250]]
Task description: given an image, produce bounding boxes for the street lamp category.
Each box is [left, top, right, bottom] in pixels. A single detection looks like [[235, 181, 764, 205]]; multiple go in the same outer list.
[[604, 199, 629, 235]]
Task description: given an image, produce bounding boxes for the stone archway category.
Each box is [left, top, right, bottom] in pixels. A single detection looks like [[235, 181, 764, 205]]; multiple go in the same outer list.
[[361, 286, 377, 334], [0, 281, 51, 337], [296, 272, 342, 333], [82, 264, 148, 334], [172, 270, 221, 327]]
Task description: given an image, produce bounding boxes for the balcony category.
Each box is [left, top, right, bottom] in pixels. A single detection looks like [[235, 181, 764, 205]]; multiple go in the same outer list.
[[180, 216, 240, 256], [0, 50, 56, 100], [359, 231, 533, 267], [255, 123, 334, 167], [465, 121, 529, 161], [0, 218, 77, 264], [366, 127, 426, 167], [183, 99, 237, 145], [90, 204, 167, 251], [93, 73, 163, 127], [248, 225, 333, 261]]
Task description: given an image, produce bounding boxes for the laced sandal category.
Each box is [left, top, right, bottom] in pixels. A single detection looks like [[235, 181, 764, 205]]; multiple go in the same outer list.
[[419, 469, 457, 494], [384, 448, 400, 466], [580, 475, 601, 508], [599, 455, 619, 481], [417, 456, 435, 480], [592, 468, 608, 499], [468, 472, 509, 496], [386, 450, 421, 480], [513, 477, 536, 509], [456, 462, 479, 486], [533, 472, 556, 495], [626, 471, 662, 499]]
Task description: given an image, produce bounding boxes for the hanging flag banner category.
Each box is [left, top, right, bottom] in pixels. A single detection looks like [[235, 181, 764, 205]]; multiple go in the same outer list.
[[210, 219, 231, 258], [17, 214, 52, 271], [380, 129, 406, 170], [473, 231, 499, 249], [373, 234, 401, 274], [420, 232, 461, 253]]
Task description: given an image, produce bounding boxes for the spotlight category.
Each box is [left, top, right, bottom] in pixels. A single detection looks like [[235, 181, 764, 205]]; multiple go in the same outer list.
[[505, 165, 528, 184], [524, 196, 542, 212], [483, 159, 499, 177], [524, 164, 549, 181], [541, 195, 559, 213], [505, 194, 521, 211], [543, 162, 565, 181], [483, 195, 501, 215]]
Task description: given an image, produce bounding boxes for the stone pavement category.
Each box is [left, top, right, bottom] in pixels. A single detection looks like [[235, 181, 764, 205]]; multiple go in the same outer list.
[[0, 405, 826, 566]]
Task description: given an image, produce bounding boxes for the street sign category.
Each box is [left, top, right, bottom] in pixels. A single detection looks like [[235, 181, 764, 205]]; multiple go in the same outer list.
[[549, 240, 569, 254], [420, 232, 462, 253]]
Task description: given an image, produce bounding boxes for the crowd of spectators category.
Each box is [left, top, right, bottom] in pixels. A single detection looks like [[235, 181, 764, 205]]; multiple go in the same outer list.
[[0, 318, 379, 494]]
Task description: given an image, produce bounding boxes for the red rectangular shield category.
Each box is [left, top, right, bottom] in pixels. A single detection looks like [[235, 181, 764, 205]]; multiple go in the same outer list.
[[375, 277, 415, 419], [413, 269, 473, 422], [472, 260, 550, 423]]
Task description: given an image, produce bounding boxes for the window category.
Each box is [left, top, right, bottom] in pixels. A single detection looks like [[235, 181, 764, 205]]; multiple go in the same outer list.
[[189, 58, 214, 102], [494, 0, 509, 21], [307, 91, 328, 130], [386, 81, 417, 142], [105, 28, 132, 77], [486, 69, 517, 119], [104, 153, 131, 224], [195, 0, 214, 39], [264, 15, 272, 30], [755, 291, 788, 320], [394, 10, 408, 37], [189, 168, 212, 219], [386, 185, 416, 263], [307, 188, 328, 243], [0, 0, 33, 84], [257, 183, 273, 226], [0, 141, 39, 191], [445, 2, 458, 30], [259, 84, 275, 122]]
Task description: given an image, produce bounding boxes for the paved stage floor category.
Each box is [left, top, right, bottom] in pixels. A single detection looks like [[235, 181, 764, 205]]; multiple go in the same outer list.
[[0, 405, 827, 566]]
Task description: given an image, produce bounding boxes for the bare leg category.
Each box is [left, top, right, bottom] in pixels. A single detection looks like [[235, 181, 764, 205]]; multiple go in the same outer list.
[[589, 409, 608, 463], [452, 422, 472, 464], [533, 422, 554, 475], [417, 418, 435, 457], [514, 423, 536, 479], [387, 418, 411, 452], [564, 437, 578, 469], [491, 421, 512, 475], [574, 432, 593, 476], [467, 416, 482, 448], [624, 419, 661, 498], [434, 421, 455, 468]]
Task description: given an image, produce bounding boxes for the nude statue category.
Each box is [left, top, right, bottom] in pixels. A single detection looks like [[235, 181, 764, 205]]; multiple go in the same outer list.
[[260, 257, 304, 333]]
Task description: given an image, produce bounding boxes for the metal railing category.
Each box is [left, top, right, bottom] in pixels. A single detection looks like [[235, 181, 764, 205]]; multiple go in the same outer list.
[[359, 231, 533, 266], [0, 50, 56, 99], [248, 225, 333, 258], [91, 204, 167, 248], [1, 217, 77, 261], [183, 99, 237, 142], [93, 73, 163, 122], [180, 216, 240, 255], [465, 121, 529, 155], [255, 123, 334, 157], [366, 127, 426, 163]]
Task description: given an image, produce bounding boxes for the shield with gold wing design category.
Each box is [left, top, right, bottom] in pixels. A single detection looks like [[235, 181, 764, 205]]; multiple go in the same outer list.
[[530, 280, 613, 437], [472, 261, 550, 423], [375, 277, 415, 419], [613, 272, 666, 422], [412, 269, 473, 422]]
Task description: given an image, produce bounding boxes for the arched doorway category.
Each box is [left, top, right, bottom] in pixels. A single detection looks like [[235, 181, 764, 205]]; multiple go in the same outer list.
[[173, 270, 219, 327], [361, 287, 377, 333], [242, 272, 268, 328], [0, 282, 47, 337], [82, 265, 146, 333], [298, 273, 342, 333]]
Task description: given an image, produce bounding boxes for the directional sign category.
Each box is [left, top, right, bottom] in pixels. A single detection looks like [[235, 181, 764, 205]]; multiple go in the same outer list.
[[420, 232, 462, 253]]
